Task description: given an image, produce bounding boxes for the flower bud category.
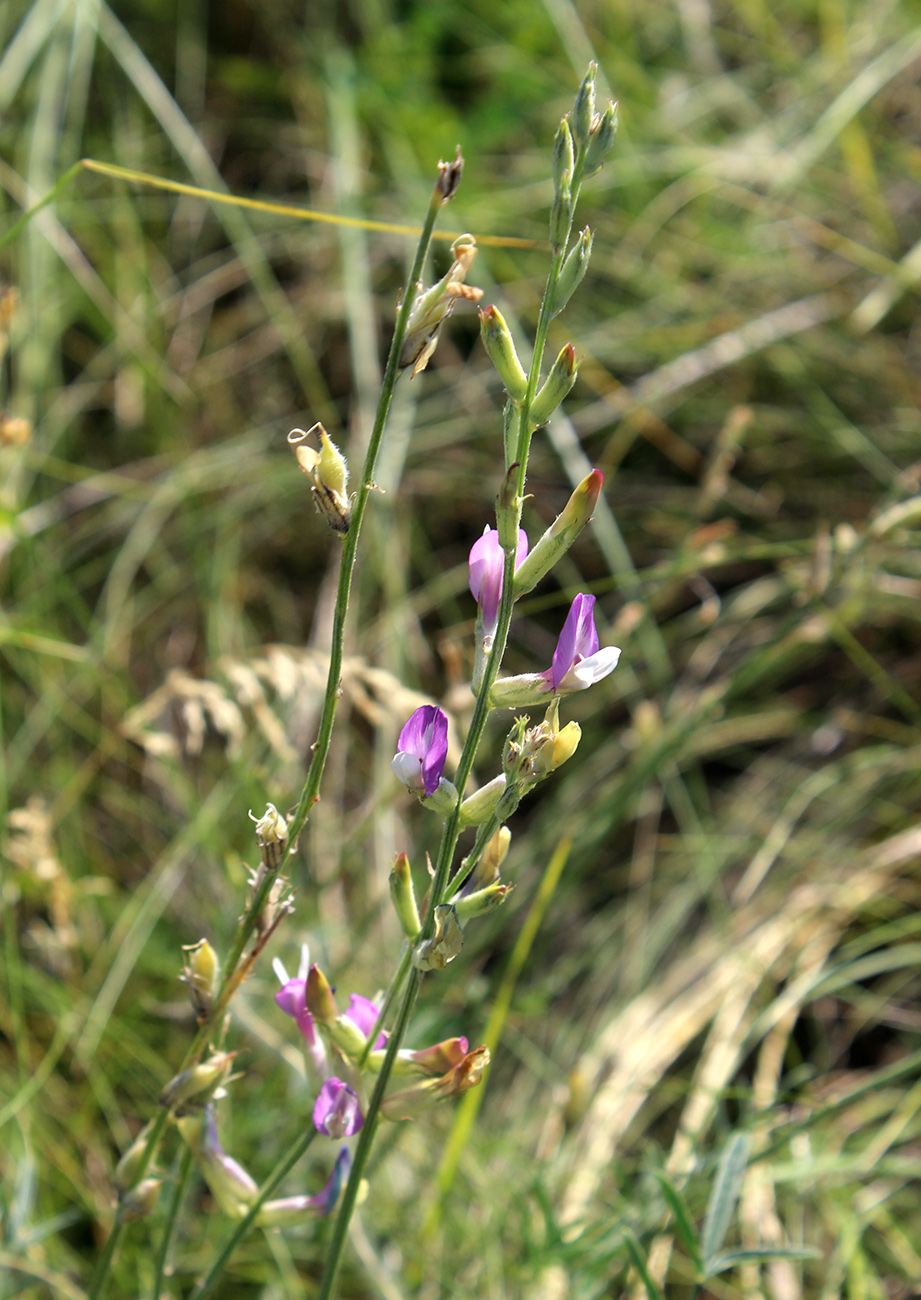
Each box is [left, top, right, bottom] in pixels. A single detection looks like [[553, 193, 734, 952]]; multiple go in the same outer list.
[[412, 904, 464, 972], [458, 774, 506, 826], [120, 1178, 162, 1222], [513, 470, 603, 597], [479, 306, 528, 402], [551, 226, 593, 317], [583, 101, 618, 177], [160, 1052, 235, 1113], [389, 853, 422, 940], [552, 119, 575, 197], [453, 881, 512, 922], [181, 939, 220, 1022], [530, 344, 579, 427], [256, 1147, 353, 1224], [305, 964, 339, 1026], [572, 63, 597, 153]]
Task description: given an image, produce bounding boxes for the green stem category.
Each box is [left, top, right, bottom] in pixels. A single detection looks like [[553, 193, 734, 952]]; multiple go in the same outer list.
[[151, 1142, 195, 1300], [0, 160, 84, 252], [357, 944, 413, 1071], [315, 968, 422, 1300], [283, 180, 446, 859], [188, 1131, 318, 1300]]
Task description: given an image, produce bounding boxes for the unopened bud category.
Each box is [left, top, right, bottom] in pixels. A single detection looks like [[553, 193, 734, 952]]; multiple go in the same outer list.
[[552, 119, 575, 196], [120, 1178, 162, 1222], [389, 853, 422, 940], [412, 904, 464, 972], [479, 306, 528, 402], [513, 469, 603, 597], [453, 881, 512, 922], [552, 226, 593, 317], [435, 145, 464, 203], [181, 939, 220, 1022], [160, 1052, 235, 1113], [305, 964, 339, 1026], [583, 101, 618, 177], [572, 63, 597, 153], [530, 344, 579, 428], [459, 774, 506, 826]]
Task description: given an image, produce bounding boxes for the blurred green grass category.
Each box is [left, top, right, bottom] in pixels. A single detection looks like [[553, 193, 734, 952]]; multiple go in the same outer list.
[[3, 0, 921, 1296]]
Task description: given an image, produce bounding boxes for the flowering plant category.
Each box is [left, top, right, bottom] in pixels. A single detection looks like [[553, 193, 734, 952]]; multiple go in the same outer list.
[[96, 64, 620, 1300]]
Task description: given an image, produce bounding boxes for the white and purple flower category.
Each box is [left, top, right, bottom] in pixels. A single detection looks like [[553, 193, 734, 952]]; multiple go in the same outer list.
[[313, 1078, 364, 1138], [468, 526, 528, 636], [391, 705, 449, 798], [546, 593, 621, 693]]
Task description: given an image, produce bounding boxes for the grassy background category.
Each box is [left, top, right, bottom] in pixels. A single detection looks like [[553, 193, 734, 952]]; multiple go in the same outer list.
[[3, 0, 921, 1296]]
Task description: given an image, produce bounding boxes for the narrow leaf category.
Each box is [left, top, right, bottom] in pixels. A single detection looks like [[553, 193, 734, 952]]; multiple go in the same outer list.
[[625, 1233, 662, 1300], [708, 1246, 821, 1274], [653, 1172, 702, 1272], [701, 1132, 751, 1271]]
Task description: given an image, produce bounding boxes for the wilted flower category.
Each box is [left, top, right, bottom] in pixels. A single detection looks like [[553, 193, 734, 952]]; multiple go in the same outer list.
[[178, 1106, 258, 1220], [391, 705, 449, 798], [313, 1078, 364, 1138], [547, 593, 620, 693], [381, 1046, 491, 1120], [468, 526, 528, 636], [412, 904, 464, 972], [256, 1147, 352, 1226]]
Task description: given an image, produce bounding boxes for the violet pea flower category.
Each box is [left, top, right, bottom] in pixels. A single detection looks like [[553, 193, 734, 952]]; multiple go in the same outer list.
[[273, 946, 328, 1080], [547, 594, 621, 693], [344, 994, 387, 1049], [256, 1147, 351, 1225], [468, 526, 528, 635], [313, 1078, 364, 1138], [391, 705, 448, 797]]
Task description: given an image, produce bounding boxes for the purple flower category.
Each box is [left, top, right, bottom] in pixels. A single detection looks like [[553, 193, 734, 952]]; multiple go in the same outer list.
[[391, 705, 448, 797], [313, 1078, 364, 1138], [344, 994, 386, 1049], [273, 946, 328, 1078], [256, 1147, 351, 1225], [468, 526, 528, 635], [548, 594, 621, 693]]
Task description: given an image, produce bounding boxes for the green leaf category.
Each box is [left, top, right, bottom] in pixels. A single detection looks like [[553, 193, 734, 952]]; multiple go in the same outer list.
[[701, 1132, 752, 1272], [653, 1172, 702, 1272], [707, 1246, 821, 1275], [625, 1232, 662, 1300]]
